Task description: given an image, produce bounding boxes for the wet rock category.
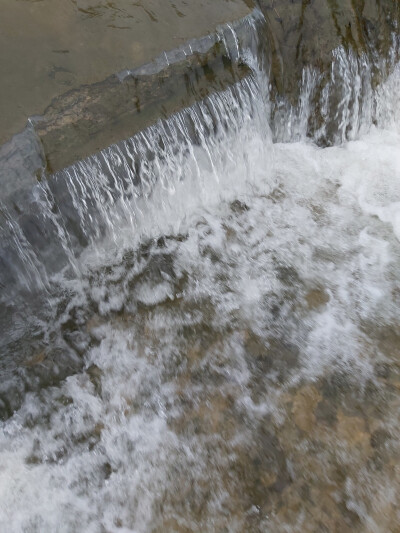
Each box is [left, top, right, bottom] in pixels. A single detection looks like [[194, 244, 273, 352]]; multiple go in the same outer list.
[[256, 0, 400, 143], [230, 199, 250, 213], [336, 410, 371, 453], [275, 264, 300, 286], [305, 288, 330, 310], [291, 385, 321, 433], [377, 326, 400, 361], [177, 392, 237, 439], [257, 0, 400, 100], [320, 371, 351, 405], [315, 398, 337, 427], [86, 363, 103, 395], [86, 313, 106, 340], [22, 349, 47, 368], [230, 426, 290, 509], [370, 428, 391, 450], [369, 427, 392, 469], [245, 333, 300, 388], [374, 361, 391, 380]]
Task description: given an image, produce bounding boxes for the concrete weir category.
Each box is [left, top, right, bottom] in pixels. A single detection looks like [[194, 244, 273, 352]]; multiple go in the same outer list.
[[0, 0, 254, 145], [1, 1, 399, 184], [1, 1, 400, 181], [0, 1, 255, 199], [33, 21, 254, 175]]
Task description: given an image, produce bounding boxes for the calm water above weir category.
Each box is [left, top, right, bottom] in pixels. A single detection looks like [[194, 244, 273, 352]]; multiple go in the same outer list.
[[1, 6, 400, 533]]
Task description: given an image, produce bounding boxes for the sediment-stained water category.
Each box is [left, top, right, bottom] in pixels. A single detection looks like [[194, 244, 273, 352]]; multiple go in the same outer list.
[[1, 16, 400, 533]]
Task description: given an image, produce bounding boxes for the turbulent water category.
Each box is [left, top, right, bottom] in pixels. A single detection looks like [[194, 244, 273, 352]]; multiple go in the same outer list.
[[1, 13, 400, 533]]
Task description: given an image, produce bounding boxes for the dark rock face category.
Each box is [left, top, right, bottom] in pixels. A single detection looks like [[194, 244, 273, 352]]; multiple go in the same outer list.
[[254, 0, 400, 144], [258, 0, 400, 100]]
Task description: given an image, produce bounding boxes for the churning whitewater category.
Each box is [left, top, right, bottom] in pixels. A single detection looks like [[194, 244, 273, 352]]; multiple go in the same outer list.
[[1, 16, 400, 532]]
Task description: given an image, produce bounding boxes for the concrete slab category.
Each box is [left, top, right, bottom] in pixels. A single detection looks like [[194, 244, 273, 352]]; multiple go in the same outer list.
[[0, 0, 253, 144]]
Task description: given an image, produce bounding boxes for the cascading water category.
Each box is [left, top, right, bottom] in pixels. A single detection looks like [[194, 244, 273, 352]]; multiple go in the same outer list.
[[1, 9, 400, 533]]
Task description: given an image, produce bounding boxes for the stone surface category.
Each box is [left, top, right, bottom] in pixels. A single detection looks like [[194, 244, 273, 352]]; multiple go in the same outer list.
[[2, 0, 400, 177], [258, 0, 400, 100], [35, 39, 251, 173], [0, 0, 253, 144]]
